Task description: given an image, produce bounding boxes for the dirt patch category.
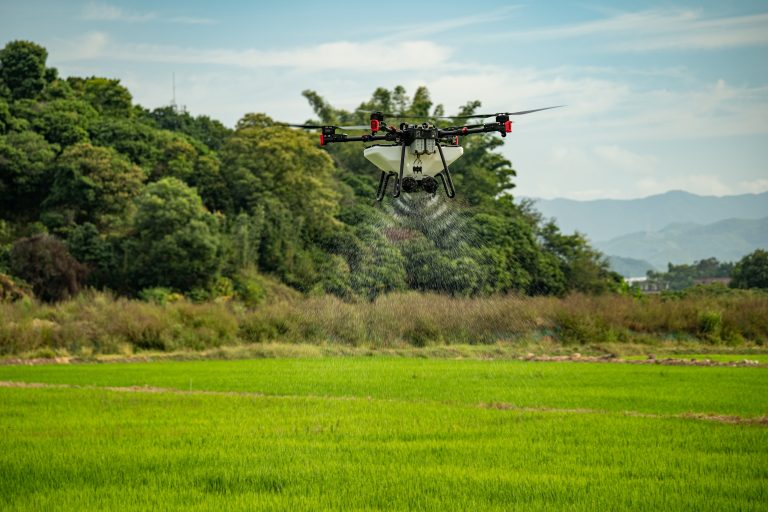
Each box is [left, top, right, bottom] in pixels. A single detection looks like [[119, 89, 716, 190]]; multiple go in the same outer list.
[[680, 412, 768, 426], [0, 357, 74, 366], [477, 400, 768, 426], [2, 350, 765, 368], [2, 380, 764, 426], [521, 353, 764, 367]]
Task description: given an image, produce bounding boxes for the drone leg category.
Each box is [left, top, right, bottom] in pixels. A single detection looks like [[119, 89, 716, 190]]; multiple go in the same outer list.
[[376, 172, 397, 201], [435, 142, 456, 198], [437, 173, 456, 198], [376, 171, 387, 201], [392, 143, 406, 198]]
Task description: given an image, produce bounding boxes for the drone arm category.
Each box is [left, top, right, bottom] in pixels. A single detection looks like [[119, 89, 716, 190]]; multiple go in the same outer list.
[[322, 133, 397, 145], [438, 122, 509, 138]]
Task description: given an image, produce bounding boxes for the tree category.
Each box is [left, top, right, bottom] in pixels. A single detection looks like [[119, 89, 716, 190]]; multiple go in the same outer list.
[[146, 105, 231, 150], [539, 220, 619, 294], [10, 234, 87, 302], [0, 98, 11, 133], [648, 257, 734, 291], [0, 41, 49, 100], [730, 249, 768, 289], [220, 116, 342, 241], [88, 116, 161, 167], [0, 131, 56, 219], [43, 143, 146, 231], [66, 222, 118, 289], [13, 98, 97, 148], [67, 77, 133, 117], [128, 178, 223, 293]]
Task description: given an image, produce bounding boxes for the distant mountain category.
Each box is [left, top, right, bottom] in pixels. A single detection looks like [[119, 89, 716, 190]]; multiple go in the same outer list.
[[528, 190, 768, 242], [595, 217, 768, 268], [606, 256, 657, 278]]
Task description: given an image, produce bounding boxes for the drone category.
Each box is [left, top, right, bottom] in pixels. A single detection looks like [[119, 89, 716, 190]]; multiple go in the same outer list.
[[285, 106, 562, 201]]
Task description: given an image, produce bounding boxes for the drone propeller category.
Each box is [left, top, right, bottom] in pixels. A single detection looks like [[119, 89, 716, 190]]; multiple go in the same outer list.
[[280, 123, 371, 131], [355, 109, 427, 120], [434, 105, 565, 120]]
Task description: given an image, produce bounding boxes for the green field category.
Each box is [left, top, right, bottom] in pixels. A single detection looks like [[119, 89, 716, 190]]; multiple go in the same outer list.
[[1, 358, 766, 511]]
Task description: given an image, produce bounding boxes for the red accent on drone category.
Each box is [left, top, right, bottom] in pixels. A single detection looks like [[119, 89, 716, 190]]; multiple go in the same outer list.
[[462, 127, 468, 135], [370, 119, 380, 132], [504, 120, 512, 133], [319, 134, 325, 146], [453, 136, 459, 145]]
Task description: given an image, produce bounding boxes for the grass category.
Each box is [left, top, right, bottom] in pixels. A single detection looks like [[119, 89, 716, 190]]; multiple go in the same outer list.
[[1, 358, 767, 416], [1, 289, 767, 358], [1, 358, 766, 511]]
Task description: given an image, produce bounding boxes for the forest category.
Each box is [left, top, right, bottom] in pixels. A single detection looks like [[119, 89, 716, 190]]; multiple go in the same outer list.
[[0, 40, 622, 304]]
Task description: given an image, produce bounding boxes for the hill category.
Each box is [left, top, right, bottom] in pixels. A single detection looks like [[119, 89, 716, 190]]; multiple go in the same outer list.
[[528, 190, 768, 242], [606, 256, 657, 278], [595, 217, 768, 268]]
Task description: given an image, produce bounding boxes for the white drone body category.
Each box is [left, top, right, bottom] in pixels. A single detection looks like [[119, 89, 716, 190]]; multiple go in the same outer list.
[[364, 143, 463, 177]]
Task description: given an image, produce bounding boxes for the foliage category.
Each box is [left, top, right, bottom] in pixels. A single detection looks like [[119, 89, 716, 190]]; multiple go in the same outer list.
[[9, 234, 87, 302], [648, 257, 734, 291], [144, 105, 232, 150], [43, 143, 145, 231], [0, 39, 619, 303], [128, 178, 223, 293], [0, 130, 56, 218], [0, 40, 51, 99], [1, 289, 766, 356], [730, 249, 768, 289], [67, 76, 133, 116]]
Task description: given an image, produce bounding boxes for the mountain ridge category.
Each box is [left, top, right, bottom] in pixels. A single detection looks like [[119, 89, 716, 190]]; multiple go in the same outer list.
[[596, 216, 768, 268], [526, 190, 768, 242]]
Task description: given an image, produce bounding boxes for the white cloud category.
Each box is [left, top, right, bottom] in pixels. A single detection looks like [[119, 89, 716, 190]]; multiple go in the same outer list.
[[169, 17, 216, 25], [488, 9, 768, 51], [62, 39, 452, 72], [635, 175, 734, 197], [81, 2, 215, 24], [593, 145, 657, 174], [53, 31, 109, 60], [382, 6, 521, 41], [737, 179, 768, 194], [81, 2, 155, 22]]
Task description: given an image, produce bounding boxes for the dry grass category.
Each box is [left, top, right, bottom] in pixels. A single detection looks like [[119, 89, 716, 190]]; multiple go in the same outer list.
[[1, 289, 766, 356]]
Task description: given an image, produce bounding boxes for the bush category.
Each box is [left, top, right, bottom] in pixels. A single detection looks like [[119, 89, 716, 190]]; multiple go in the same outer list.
[[9, 234, 87, 302], [0, 290, 766, 356], [697, 310, 722, 342]]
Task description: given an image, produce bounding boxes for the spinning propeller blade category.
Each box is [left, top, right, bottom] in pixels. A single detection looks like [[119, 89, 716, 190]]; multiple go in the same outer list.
[[355, 110, 426, 120], [281, 123, 371, 131], [435, 105, 565, 120]]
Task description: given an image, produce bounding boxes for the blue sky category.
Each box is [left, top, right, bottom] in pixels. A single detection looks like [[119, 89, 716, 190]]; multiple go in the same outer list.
[[2, 0, 767, 199]]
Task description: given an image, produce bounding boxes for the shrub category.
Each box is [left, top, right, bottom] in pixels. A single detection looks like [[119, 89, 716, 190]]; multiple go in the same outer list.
[[9, 235, 87, 302], [697, 310, 722, 342]]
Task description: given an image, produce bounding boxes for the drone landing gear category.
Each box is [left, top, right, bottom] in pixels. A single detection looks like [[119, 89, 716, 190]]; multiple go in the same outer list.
[[376, 171, 399, 201], [376, 144, 407, 201], [435, 142, 456, 198], [376, 142, 455, 200]]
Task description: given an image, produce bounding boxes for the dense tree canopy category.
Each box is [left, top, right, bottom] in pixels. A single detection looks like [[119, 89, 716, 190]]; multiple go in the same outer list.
[[0, 39, 620, 302], [730, 250, 768, 290]]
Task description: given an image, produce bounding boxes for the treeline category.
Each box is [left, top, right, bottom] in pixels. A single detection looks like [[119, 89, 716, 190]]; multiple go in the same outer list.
[[643, 253, 768, 292], [0, 40, 622, 303]]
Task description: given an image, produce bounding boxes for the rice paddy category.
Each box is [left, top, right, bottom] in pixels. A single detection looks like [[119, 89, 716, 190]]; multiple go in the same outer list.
[[1, 357, 766, 511]]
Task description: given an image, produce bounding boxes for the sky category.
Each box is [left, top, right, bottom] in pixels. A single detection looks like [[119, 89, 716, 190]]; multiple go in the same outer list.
[[1, 0, 767, 200]]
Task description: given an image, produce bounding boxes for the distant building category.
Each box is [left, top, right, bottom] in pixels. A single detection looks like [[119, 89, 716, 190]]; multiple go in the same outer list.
[[624, 276, 669, 294]]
